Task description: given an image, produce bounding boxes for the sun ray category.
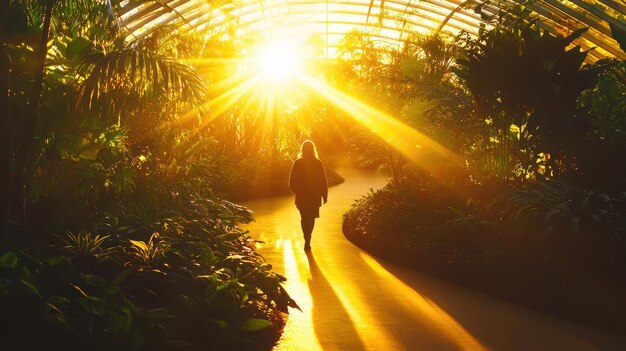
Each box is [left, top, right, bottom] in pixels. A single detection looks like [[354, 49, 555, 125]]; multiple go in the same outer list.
[[176, 71, 262, 134], [295, 72, 466, 183]]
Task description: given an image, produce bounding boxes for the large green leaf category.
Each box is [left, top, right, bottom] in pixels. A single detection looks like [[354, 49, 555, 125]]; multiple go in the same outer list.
[[609, 22, 626, 54], [0, 252, 17, 268], [107, 269, 131, 294], [200, 248, 216, 267], [66, 36, 92, 60], [84, 274, 106, 288], [130, 240, 148, 252], [78, 142, 101, 160], [240, 319, 273, 332]]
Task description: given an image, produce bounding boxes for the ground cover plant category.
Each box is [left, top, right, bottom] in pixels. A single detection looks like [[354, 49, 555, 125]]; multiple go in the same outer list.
[[1, 196, 298, 350]]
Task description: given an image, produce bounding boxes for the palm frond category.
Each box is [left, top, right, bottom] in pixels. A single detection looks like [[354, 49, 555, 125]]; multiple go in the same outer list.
[[77, 46, 207, 112]]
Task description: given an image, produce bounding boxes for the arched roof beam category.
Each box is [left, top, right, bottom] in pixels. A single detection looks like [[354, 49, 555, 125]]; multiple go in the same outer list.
[[198, 0, 483, 37], [597, 0, 626, 14], [174, 8, 477, 45], [125, 0, 194, 33], [193, 0, 484, 31], [119, 0, 625, 62], [132, 1, 203, 39], [540, 0, 612, 37], [472, 0, 624, 59], [528, 1, 626, 58], [569, 0, 626, 31], [205, 16, 454, 40]]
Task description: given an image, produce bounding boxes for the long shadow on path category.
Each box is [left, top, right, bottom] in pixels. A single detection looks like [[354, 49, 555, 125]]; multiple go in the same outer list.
[[304, 251, 367, 350], [371, 256, 626, 351]]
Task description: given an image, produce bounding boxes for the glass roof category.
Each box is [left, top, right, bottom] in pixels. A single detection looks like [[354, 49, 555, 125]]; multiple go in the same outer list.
[[118, 0, 626, 62]]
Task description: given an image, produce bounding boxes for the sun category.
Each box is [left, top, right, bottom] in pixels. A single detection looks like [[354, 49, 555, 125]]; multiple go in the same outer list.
[[258, 40, 299, 82]]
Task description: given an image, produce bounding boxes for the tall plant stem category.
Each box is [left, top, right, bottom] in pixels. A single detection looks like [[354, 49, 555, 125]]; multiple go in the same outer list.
[[12, 0, 54, 222], [0, 36, 10, 239]]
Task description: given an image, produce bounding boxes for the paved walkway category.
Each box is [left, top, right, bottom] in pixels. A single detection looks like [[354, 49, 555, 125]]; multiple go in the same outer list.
[[243, 167, 626, 351]]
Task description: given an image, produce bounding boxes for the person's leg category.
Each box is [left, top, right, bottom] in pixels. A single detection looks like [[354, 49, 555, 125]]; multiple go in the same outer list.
[[301, 217, 315, 250]]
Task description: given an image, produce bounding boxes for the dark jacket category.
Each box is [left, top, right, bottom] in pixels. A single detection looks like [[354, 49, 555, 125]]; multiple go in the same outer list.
[[289, 157, 328, 208]]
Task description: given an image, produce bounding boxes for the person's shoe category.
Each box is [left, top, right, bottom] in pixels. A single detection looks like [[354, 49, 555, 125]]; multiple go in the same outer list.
[[304, 242, 311, 251]]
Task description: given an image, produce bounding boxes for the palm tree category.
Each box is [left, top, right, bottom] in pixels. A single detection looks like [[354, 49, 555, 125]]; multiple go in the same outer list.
[[2, 0, 208, 236], [11, 0, 54, 223], [1, 0, 32, 235], [76, 43, 207, 125]]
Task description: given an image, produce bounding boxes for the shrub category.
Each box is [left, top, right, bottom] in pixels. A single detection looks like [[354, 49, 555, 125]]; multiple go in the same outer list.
[[343, 177, 489, 257], [0, 195, 298, 351], [491, 179, 626, 269]]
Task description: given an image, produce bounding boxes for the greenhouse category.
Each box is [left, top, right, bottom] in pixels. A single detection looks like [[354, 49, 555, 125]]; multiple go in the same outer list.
[[1, 0, 626, 350], [120, 0, 625, 61]]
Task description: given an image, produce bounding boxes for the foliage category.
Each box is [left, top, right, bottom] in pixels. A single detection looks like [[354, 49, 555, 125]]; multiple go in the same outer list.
[[347, 125, 408, 179], [492, 179, 626, 264], [1, 1, 302, 350], [454, 25, 596, 181], [609, 22, 626, 54], [76, 45, 207, 122], [128, 233, 169, 268], [0, 193, 298, 350], [60, 231, 120, 271], [345, 178, 468, 239], [574, 59, 626, 191]]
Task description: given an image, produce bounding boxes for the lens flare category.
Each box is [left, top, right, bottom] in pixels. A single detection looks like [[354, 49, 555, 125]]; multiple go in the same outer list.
[[259, 41, 299, 82]]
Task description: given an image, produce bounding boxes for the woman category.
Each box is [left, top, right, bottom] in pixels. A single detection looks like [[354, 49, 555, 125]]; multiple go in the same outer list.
[[289, 140, 328, 251]]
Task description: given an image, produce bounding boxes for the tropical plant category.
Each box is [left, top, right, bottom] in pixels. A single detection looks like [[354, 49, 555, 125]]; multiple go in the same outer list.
[[75, 43, 207, 123], [0, 189, 300, 350], [492, 179, 626, 263], [0, 2, 302, 349], [454, 25, 597, 181], [128, 232, 169, 268], [60, 230, 118, 267], [1, 0, 209, 236], [574, 59, 626, 191], [335, 30, 469, 179]]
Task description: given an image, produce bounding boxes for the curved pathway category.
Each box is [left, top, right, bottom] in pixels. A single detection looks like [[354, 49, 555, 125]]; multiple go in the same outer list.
[[243, 167, 626, 351]]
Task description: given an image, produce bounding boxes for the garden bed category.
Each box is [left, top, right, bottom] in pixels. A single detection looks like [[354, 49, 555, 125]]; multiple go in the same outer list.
[[0, 197, 297, 351], [342, 180, 626, 336]]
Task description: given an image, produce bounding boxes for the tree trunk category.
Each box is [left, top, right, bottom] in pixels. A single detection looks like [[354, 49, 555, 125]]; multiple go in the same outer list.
[[12, 0, 54, 222], [0, 37, 10, 240]]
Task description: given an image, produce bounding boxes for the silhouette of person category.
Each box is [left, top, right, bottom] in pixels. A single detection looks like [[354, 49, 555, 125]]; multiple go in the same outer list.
[[289, 140, 328, 251]]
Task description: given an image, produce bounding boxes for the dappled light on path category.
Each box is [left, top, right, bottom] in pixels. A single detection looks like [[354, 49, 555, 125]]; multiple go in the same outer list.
[[243, 168, 626, 350]]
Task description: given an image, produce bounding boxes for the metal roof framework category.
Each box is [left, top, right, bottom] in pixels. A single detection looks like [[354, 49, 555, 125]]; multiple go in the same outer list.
[[118, 0, 626, 62]]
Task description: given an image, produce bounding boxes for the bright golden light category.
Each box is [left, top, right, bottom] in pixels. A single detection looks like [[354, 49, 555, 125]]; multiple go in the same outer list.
[[184, 39, 464, 190], [258, 41, 299, 82], [295, 72, 465, 183]]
